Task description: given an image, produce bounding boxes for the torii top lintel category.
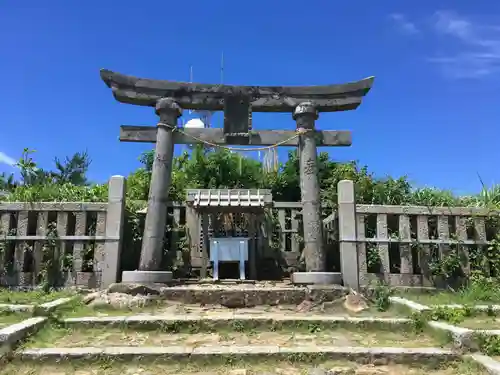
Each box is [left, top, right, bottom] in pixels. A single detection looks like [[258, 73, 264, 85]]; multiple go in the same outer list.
[[100, 69, 374, 113]]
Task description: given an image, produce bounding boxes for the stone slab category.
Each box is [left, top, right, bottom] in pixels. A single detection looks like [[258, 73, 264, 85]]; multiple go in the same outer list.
[[0, 317, 47, 350], [18, 345, 458, 363], [291, 272, 342, 285], [121, 271, 173, 283], [0, 297, 76, 315], [34, 297, 76, 316], [38, 297, 74, 311], [389, 296, 431, 311], [157, 285, 347, 305]]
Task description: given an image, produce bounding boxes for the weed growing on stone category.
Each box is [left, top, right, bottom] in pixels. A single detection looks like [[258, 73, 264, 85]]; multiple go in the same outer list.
[[409, 311, 426, 332], [429, 306, 474, 325], [424, 305, 500, 330], [474, 333, 500, 356], [371, 281, 394, 311], [406, 310, 455, 348]]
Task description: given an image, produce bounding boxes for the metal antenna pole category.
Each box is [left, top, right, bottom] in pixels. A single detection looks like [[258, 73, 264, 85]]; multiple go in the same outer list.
[[188, 65, 194, 115], [220, 52, 224, 84]]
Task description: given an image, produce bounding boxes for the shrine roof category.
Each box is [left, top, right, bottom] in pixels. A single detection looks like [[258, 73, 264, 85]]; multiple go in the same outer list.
[[186, 189, 273, 208]]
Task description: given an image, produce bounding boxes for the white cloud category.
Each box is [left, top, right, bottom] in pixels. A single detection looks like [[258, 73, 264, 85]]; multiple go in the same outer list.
[[0, 151, 16, 167], [429, 11, 500, 78], [433, 11, 473, 40], [389, 13, 420, 35]]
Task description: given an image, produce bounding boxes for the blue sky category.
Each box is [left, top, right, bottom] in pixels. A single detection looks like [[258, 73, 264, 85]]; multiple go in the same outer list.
[[1, 1, 500, 195]]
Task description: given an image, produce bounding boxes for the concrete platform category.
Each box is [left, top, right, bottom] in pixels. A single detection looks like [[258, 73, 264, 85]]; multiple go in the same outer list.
[[107, 280, 348, 306], [121, 271, 173, 284]]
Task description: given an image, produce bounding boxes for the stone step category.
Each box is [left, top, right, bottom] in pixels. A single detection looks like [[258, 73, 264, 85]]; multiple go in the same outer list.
[[23, 317, 449, 353], [4, 355, 494, 375], [60, 314, 412, 331], [17, 345, 459, 363], [105, 283, 347, 306]]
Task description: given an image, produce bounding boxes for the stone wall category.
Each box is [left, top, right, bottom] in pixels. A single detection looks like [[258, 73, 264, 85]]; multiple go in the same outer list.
[[8, 175, 491, 290]]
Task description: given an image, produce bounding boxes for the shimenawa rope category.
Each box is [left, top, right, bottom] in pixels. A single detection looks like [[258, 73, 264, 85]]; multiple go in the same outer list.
[[158, 122, 310, 152]]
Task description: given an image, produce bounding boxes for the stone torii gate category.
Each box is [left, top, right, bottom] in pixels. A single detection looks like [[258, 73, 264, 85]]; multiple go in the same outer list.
[[100, 69, 374, 287]]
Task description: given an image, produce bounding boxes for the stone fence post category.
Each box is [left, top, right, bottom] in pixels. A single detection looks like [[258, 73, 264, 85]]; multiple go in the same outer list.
[[102, 175, 126, 287], [338, 180, 359, 290]]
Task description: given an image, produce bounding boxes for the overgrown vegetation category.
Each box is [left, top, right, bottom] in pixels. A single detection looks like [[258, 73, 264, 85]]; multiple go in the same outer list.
[[475, 333, 500, 356], [428, 305, 474, 325], [5, 146, 500, 209], [1, 145, 500, 286]]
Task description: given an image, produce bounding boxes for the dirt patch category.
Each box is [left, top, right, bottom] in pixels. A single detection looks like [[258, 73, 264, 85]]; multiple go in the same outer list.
[[25, 326, 448, 349], [0, 358, 486, 375]]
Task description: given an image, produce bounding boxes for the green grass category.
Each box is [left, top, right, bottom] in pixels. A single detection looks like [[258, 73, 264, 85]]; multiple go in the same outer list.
[[397, 289, 500, 306], [0, 289, 75, 304], [0, 309, 33, 328]]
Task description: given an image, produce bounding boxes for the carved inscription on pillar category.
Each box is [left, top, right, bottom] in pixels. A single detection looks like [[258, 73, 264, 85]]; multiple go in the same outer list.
[[303, 158, 316, 175], [155, 154, 170, 163]]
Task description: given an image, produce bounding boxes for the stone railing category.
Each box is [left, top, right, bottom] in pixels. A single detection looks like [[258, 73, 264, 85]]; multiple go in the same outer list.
[[0, 176, 126, 288], [337, 180, 500, 289], [322, 211, 340, 272]]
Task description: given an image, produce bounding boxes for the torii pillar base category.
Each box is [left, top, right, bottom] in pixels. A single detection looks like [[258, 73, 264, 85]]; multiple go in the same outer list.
[[291, 271, 342, 285], [121, 270, 173, 284]]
